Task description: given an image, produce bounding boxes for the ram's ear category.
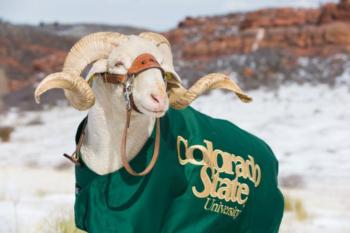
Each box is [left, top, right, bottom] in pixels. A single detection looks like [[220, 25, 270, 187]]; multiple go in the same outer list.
[[164, 69, 181, 82], [166, 74, 186, 106], [86, 59, 108, 85]]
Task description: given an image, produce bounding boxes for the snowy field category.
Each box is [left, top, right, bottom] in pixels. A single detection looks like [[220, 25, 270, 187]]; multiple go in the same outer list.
[[0, 83, 349, 233]]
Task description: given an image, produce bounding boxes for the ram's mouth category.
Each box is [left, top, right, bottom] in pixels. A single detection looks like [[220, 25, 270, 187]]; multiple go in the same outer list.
[[139, 104, 167, 117]]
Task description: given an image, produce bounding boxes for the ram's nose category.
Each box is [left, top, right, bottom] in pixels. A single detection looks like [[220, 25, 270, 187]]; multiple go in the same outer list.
[[150, 93, 166, 111]]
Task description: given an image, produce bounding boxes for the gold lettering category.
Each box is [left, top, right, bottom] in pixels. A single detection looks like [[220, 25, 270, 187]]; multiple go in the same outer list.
[[211, 149, 234, 174], [246, 155, 261, 187], [177, 136, 262, 209], [237, 183, 249, 205], [192, 166, 212, 198], [186, 144, 208, 166], [234, 156, 248, 179], [204, 197, 211, 210], [177, 136, 189, 165], [216, 177, 231, 201], [202, 197, 243, 219], [210, 169, 219, 198], [254, 164, 261, 187], [203, 140, 214, 167], [229, 179, 240, 203]]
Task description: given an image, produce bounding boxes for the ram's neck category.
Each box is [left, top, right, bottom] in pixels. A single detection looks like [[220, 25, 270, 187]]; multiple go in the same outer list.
[[80, 78, 155, 175]]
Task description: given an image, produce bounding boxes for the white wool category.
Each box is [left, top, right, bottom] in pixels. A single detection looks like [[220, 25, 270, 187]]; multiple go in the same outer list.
[[107, 35, 163, 74], [80, 36, 169, 174], [81, 76, 157, 175]]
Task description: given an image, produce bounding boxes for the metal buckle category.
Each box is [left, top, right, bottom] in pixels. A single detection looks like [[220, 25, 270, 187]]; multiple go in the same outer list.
[[124, 74, 135, 111]]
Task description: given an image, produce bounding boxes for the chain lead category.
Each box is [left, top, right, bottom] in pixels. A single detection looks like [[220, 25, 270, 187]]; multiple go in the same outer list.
[[124, 74, 135, 111]]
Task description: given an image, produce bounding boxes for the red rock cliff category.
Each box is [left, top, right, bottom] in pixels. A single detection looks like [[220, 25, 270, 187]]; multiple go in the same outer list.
[[166, 0, 350, 59]]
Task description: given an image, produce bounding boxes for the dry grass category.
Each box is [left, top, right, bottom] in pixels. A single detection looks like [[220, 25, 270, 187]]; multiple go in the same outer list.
[[37, 214, 86, 233], [54, 217, 85, 233], [283, 194, 308, 221], [284, 195, 293, 211], [295, 198, 308, 221], [0, 191, 5, 201], [35, 189, 48, 197]]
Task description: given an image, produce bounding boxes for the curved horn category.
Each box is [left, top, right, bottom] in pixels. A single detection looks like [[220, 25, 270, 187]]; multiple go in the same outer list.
[[34, 32, 127, 110], [139, 32, 252, 109], [139, 32, 181, 81], [34, 72, 96, 110], [168, 73, 252, 109], [139, 32, 170, 46], [138, 32, 172, 66]]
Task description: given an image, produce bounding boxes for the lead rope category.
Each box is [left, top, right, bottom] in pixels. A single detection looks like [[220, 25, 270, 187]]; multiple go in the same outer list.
[[64, 109, 161, 176], [120, 109, 160, 176]]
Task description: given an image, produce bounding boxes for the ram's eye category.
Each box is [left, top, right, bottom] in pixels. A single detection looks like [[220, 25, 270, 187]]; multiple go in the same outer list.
[[115, 62, 123, 67]]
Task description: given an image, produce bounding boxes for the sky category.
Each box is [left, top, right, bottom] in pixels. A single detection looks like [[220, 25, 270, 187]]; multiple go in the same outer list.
[[0, 0, 339, 31]]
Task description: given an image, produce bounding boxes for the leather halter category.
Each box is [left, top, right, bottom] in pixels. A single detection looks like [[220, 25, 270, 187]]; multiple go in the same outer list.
[[64, 53, 164, 176], [102, 53, 165, 85], [102, 53, 165, 113]]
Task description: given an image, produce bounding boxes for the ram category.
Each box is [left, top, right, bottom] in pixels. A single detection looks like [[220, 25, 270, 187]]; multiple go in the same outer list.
[[34, 32, 284, 233]]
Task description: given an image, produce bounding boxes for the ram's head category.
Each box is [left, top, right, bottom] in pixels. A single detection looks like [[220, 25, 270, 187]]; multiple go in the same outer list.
[[34, 32, 251, 117]]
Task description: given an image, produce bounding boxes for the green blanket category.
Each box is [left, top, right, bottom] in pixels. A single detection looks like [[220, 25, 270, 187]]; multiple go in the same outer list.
[[74, 106, 284, 233]]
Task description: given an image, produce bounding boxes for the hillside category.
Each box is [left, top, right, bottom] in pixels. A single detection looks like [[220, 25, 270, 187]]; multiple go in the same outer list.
[[0, 22, 149, 111], [1, 0, 350, 111], [166, 0, 350, 87]]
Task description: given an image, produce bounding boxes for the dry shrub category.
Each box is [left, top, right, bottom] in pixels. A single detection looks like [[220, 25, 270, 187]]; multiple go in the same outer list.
[[26, 116, 43, 126], [54, 161, 72, 170], [0, 126, 14, 142], [280, 174, 304, 188]]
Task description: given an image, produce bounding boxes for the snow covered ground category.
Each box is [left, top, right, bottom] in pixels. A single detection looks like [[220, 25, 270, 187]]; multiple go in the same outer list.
[[0, 83, 349, 232]]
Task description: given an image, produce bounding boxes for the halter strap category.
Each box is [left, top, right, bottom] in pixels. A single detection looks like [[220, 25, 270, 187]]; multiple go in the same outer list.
[[64, 111, 160, 176], [120, 110, 160, 176], [101, 53, 164, 85], [101, 53, 164, 113]]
